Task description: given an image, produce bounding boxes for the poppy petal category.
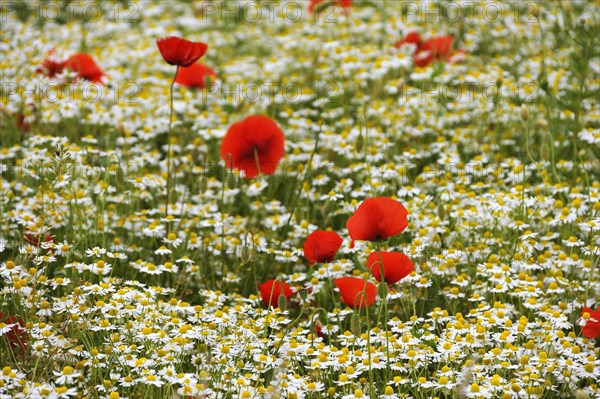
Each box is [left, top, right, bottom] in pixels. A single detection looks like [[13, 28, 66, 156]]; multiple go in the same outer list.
[[157, 36, 208, 67], [0, 313, 27, 351], [346, 197, 408, 242], [580, 306, 600, 339], [221, 115, 285, 178], [63, 53, 105, 83], [414, 35, 461, 67], [334, 277, 377, 309], [367, 251, 414, 284], [303, 230, 343, 264], [259, 280, 295, 307], [395, 31, 422, 49], [175, 63, 216, 89], [36, 58, 65, 78]]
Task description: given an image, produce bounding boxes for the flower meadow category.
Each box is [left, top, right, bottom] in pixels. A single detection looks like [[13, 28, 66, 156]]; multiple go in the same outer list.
[[1, 0, 600, 398]]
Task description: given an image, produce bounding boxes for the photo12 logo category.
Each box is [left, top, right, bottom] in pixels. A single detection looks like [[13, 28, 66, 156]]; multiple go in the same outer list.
[[1, 81, 140, 104], [394, 1, 540, 24], [397, 81, 539, 104], [1, 1, 140, 24], [201, 81, 340, 104], [198, 1, 346, 23]]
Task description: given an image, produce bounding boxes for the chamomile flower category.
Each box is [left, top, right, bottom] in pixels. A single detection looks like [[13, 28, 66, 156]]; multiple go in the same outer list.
[[53, 366, 81, 385]]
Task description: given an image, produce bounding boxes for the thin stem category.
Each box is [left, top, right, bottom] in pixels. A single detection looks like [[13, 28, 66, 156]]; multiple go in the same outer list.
[[165, 65, 179, 233], [252, 146, 262, 177], [220, 165, 226, 283], [365, 304, 375, 398]]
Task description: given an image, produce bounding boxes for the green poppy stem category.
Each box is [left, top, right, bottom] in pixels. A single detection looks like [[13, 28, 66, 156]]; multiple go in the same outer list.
[[165, 65, 179, 233]]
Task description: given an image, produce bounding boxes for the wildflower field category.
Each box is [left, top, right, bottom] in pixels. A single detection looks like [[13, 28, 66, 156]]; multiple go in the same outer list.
[[1, 0, 600, 398]]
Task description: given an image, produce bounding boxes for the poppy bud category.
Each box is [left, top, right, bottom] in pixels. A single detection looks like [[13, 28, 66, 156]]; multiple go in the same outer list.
[[520, 104, 529, 121], [200, 178, 208, 193], [535, 118, 548, 128], [299, 289, 308, 301], [117, 122, 126, 136], [355, 134, 364, 152], [396, 78, 405, 93], [0, 103, 10, 117], [115, 165, 125, 189], [278, 293, 287, 311], [539, 143, 549, 161], [226, 173, 237, 190], [437, 203, 446, 219], [240, 246, 251, 264], [350, 313, 361, 337]]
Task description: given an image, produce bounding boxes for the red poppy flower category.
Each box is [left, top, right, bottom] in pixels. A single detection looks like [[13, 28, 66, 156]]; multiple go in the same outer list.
[[24, 232, 53, 246], [1, 104, 32, 133], [175, 63, 216, 89], [220, 115, 285, 178], [315, 321, 325, 338], [14, 103, 36, 133], [259, 280, 295, 308], [16, 113, 31, 132], [36, 57, 66, 78], [0, 312, 27, 351], [395, 33, 465, 68], [309, 0, 351, 13], [414, 35, 465, 68], [63, 53, 105, 83], [334, 277, 377, 309], [579, 307, 600, 338], [367, 251, 414, 285], [303, 230, 343, 265], [156, 36, 208, 68], [394, 31, 422, 48], [346, 196, 408, 243]]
